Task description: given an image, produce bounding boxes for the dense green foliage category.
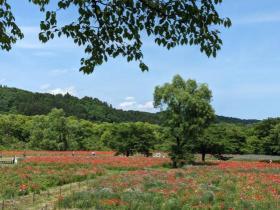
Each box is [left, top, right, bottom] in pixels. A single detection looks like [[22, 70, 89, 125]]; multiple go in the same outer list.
[[197, 119, 280, 159], [154, 75, 215, 167], [215, 115, 259, 125], [1, 0, 231, 72], [0, 84, 278, 158], [0, 108, 279, 157], [101, 122, 161, 156], [0, 85, 160, 124], [197, 123, 248, 161], [0, 108, 166, 154], [0, 85, 257, 125], [249, 118, 280, 155], [0, 0, 24, 51]]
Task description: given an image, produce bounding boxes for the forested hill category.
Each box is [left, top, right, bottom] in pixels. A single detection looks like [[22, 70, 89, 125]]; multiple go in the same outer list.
[[0, 85, 160, 124], [0, 85, 258, 124], [215, 116, 259, 125]]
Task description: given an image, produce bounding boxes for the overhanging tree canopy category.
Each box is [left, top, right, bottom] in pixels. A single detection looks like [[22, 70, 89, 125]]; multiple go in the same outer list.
[[1, 0, 231, 73]]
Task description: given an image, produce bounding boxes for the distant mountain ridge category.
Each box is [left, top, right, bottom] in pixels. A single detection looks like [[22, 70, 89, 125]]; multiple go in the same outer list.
[[215, 115, 259, 125], [0, 85, 258, 124]]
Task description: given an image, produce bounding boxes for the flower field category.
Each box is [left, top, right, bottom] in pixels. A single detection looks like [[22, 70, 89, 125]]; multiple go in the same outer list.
[[23, 156, 168, 169], [0, 162, 104, 199], [0, 151, 279, 209], [57, 162, 280, 210], [0, 151, 169, 200]]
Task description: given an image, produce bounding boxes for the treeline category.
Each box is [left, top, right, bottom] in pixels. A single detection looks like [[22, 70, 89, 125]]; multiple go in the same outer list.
[[0, 109, 170, 155], [197, 119, 280, 159], [215, 116, 258, 125], [0, 108, 279, 156], [0, 85, 257, 125]]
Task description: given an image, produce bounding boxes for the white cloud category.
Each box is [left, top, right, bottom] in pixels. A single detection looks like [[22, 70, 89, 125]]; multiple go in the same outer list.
[[137, 101, 154, 110], [0, 78, 6, 84], [118, 97, 155, 112], [125, 96, 135, 101], [119, 101, 137, 109], [48, 86, 77, 96], [40, 83, 51, 90]]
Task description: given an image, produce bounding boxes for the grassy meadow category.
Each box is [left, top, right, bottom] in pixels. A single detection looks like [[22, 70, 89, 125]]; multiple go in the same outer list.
[[0, 151, 279, 210]]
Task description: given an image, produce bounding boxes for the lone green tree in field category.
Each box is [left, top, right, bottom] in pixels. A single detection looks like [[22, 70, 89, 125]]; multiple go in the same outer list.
[[101, 123, 137, 156], [196, 123, 247, 162], [196, 124, 227, 162], [1, 0, 231, 73], [101, 122, 158, 156], [154, 75, 215, 167]]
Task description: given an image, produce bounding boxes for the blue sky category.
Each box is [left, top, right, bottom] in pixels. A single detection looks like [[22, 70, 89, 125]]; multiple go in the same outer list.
[[1, 0, 280, 120]]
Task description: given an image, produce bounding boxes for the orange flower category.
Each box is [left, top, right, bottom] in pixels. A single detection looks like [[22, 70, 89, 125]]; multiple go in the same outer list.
[[101, 198, 127, 206], [19, 184, 28, 192]]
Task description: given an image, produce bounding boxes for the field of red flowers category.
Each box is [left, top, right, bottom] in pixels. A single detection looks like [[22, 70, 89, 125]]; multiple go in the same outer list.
[[23, 156, 168, 168], [58, 161, 280, 210], [0, 151, 279, 210], [0, 151, 169, 200]]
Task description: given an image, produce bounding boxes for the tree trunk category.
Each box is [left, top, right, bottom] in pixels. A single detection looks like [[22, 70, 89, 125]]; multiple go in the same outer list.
[[172, 160, 177, 168], [125, 150, 129, 157], [202, 152, 206, 162], [171, 136, 181, 168]]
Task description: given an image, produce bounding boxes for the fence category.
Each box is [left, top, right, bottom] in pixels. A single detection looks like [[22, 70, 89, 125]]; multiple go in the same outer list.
[[0, 178, 95, 210], [1, 171, 280, 209], [0, 156, 22, 165], [0, 159, 15, 165]]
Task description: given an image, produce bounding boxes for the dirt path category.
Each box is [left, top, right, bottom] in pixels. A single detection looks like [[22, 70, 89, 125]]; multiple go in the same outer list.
[[1, 168, 128, 210], [1, 174, 109, 210]]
